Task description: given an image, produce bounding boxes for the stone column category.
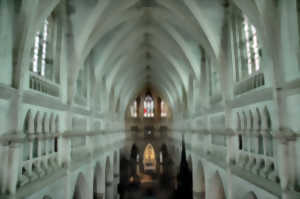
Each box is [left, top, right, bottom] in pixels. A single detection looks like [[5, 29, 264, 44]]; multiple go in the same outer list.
[[277, 130, 296, 192], [7, 143, 21, 194]]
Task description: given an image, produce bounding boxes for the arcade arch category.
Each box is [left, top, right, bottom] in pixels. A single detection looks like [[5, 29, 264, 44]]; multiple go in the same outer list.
[[207, 171, 225, 199], [73, 173, 88, 199], [93, 163, 103, 199], [197, 160, 206, 199]]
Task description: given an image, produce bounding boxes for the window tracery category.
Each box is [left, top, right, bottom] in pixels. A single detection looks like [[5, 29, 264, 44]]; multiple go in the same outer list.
[[243, 16, 260, 74], [144, 94, 154, 118], [31, 17, 53, 78], [29, 13, 61, 97], [233, 12, 262, 82]]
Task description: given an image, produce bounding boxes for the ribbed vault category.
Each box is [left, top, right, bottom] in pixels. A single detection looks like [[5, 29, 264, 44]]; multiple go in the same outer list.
[[67, 0, 228, 116]]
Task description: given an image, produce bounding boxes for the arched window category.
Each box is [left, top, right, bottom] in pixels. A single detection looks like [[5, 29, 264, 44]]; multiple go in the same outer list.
[[31, 19, 48, 75], [243, 16, 260, 74], [31, 14, 57, 80], [29, 13, 61, 97], [160, 100, 167, 117], [130, 100, 137, 118], [144, 95, 154, 118], [233, 10, 262, 81], [143, 144, 156, 170]]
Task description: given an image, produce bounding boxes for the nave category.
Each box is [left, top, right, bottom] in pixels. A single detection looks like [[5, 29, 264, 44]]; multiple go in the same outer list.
[[1, 0, 300, 199]]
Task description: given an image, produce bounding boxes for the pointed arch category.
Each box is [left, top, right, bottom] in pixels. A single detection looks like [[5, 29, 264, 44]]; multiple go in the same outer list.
[[105, 156, 113, 182], [242, 111, 248, 151], [249, 110, 254, 130], [55, 115, 59, 133], [207, 171, 226, 199], [34, 111, 42, 133], [242, 111, 247, 130], [23, 110, 33, 161], [73, 173, 88, 199], [42, 113, 49, 134], [94, 163, 104, 199], [249, 110, 255, 153], [256, 108, 264, 155], [143, 144, 156, 171], [49, 113, 55, 134], [237, 112, 241, 130], [197, 160, 206, 198], [24, 110, 34, 134], [263, 107, 272, 130], [105, 156, 113, 199], [263, 107, 273, 156]]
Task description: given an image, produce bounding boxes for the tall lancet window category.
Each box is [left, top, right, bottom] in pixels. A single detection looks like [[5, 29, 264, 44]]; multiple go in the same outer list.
[[30, 13, 60, 84], [31, 19, 49, 76], [144, 94, 154, 118], [233, 12, 262, 82], [243, 16, 260, 74], [161, 100, 167, 117], [130, 100, 138, 118]]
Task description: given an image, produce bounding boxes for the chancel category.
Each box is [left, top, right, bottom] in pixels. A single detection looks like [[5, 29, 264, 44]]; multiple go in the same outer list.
[[1, 0, 300, 199], [143, 144, 156, 171]]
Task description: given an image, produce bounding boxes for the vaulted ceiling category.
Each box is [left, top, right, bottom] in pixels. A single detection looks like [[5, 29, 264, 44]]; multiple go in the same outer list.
[[67, 0, 227, 113]]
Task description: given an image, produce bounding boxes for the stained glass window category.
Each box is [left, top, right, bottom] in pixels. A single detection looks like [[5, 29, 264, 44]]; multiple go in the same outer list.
[[144, 95, 154, 118], [161, 100, 167, 117]]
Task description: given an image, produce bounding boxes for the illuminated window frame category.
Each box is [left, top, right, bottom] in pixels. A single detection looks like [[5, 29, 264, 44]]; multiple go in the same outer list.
[[161, 100, 167, 117], [243, 16, 260, 75], [144, 95, 154, 118], [32, 19, 49, 76], [130, 100, 138, 118]]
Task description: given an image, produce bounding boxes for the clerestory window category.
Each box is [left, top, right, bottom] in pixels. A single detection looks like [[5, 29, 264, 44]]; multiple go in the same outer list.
[[144, 95, 154, 118], [29, 13, 61, 97], [31, 19, 49, 76], [130, 100, 138, 118], [233, 13, 262, 81]]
